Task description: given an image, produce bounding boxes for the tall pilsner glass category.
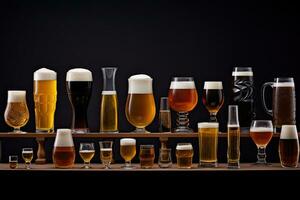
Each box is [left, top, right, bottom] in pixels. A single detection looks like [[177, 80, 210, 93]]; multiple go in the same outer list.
[[125, 74, 156, 133]]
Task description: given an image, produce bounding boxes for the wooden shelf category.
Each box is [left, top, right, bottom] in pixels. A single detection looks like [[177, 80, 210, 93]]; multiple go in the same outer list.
[[0, 132, 280, 138], [0, 163, 298, 171]]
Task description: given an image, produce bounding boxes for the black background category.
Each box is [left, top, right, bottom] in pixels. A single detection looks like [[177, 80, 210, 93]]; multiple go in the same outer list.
[[0, 0, 299, 164]]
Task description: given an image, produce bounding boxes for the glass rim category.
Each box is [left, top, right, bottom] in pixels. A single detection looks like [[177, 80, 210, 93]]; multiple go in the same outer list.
[[172, 77, 194, 81], [22, 148, 33, 151], [274, 77, 294, 82], [198, 122, 219, 129], [140, 144, 154, 149]]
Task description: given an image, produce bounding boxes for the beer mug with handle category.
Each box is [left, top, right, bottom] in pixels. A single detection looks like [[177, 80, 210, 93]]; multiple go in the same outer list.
[[261, 77, 296, 133]]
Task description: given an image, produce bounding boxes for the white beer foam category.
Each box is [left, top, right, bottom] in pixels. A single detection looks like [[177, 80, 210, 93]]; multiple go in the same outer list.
[[22, 151, 33, 153], [273, 82, 295, 87], [176, 144, 193, 150], [280, 125, 298, 139], [102, 91, 117, 95], [120, 138, 136, 146], [204, 81, 223, 89], [54, 129, 74, 147], [80, 150, 95, 153], [232, 71, 253, 76], [101, 148, 113, 151], [66, 68, 93, 82], [250, 127, 273, 133], [34, 68, 57, 80], [128, 74, 153, 94], [198, 122, 219, 129], [170, 81, 195, 89], [7, 90, 26, 102], [227, 124, 240, 128]]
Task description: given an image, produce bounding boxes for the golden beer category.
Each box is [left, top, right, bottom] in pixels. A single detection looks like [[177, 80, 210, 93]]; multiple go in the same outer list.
[[120, 138, 136, 163], [176, 143, 194, 169], [22, 151, 33, 163], [79, 150, 95, 163], [198, 122, 218, 167], [100, 91, 118, 132], [34, 68, 57, 133], [125, 74, 156, 132], [100, 148, 113, 163], [227, 125, 240, 165]]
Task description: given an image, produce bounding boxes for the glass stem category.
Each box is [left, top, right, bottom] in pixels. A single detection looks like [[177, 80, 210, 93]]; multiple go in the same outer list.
[[257, 147, 267, 164], [209, 113, 217, 122], [14, 128, 21, 133], [177, 112, 189, 128], [125, 160, 131, 168]]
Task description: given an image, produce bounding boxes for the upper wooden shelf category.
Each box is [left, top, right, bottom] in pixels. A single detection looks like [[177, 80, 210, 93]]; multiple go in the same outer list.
[[0, 132, 282, 138]]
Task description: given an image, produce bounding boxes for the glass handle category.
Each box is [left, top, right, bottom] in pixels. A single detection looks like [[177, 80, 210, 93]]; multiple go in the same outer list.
[[261, 82, 273, 116]]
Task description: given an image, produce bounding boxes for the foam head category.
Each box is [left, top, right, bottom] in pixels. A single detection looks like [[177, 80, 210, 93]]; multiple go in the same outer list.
[[7, 90, 26, 102], [273, 82, 295, 87], [128, 74, 153, 94], [120, 138, 136, 146], [66, 68, 93, 82], [176, 143, 193, 150], [250, 127, 273, 133], [54, 129, 74, 147], [170, 81, 195, 89], [280, 125, 298, 139], [198, 122, 219, 129], [34, 68, 57, 80], [204, 81, 223, 90], [232, 67, 253, 77]]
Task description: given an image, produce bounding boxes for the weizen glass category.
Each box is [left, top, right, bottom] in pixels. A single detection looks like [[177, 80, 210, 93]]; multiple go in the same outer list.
[[99, 141, 113, 169], [202, 81, 224, 122], [168, 77, 198, 133], [4, 90, 29, 133], [198, 122, 218, 167], [227, 105, 240, 169], [66, 68, 93, 133], [79, 143, 95, 169], [22, 148, 33, 169], [139, 145, 155, 169], [250, 120, 273, 165], [261, 77, 296, 133], [176, 143, 194, 169], [125, 74, 156, 133], [34, 68, 57, 133], [100, 67, 118, 133], [120, 138, 136, 169], [279, 125, 299, 168]]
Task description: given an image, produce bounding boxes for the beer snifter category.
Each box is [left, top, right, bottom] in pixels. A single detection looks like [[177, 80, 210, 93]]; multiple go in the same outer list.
[[66, 68, 93, 134], [250, 120, 273, 165], [100, 67, 118, 133], [79, 143, 95, 169], [261, 77, 296, 133], [120, 138, 136, 169], [168, 77, 198, 133], [4, 90, 29, 133]]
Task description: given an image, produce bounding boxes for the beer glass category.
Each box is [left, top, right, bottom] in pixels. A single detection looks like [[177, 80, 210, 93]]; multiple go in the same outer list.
[[125, 74, 156, 133], [159, 97, 171, 132], [198, 122, 218, 167], [158, 148, 172, 168], [230, 67, 255, 128], [22, 148, 33, 169], [202, 81, 224, 122], [168, 77, 198, 133], [139, 145, 155, 169], [52, 129, 75, 169], [120, 138, 136, 169], [79, 143, 95, 169], [227, 105, 240, 169], [9, 155, 18, 169], [261, 77, 296, 133], [176, 143, 194, 169], [66, 68, 93, 133], [4, 90, 29, 133], [34, 68, 57, 133], [99, 141, 113, 169], [279, 125, 299, 168], [100, 67, 118, 133], [250, 120, 273, 165]]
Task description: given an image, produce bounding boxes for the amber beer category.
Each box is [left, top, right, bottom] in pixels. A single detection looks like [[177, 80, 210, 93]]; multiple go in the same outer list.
[[34, 68, 57, 133], [140, 145, 155, 169], [227, 125, 240, 166], [100, 91, 118, 132], [176, 143, 194, 169], [53, 129, 75, 168], [120, 138, 136, 162], [125, 75, 156, 132], [198, 122, 218, 167], [250, 128, 273, 147], [279, 125, 299, 167], [4, 91, 29, 131]]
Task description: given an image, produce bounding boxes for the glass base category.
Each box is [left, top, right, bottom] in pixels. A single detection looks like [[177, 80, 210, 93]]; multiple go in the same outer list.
[[253, 161, 271, 166], [158, 162, 172, 168], [173, 127, 193, 133], [199, 161, 218, 168], [133, 128, 149, 133], [36, 129, 54, 133], [227, 162, 240, 169], [72, 129, 89, 134], [122, 165, 136, 169]]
